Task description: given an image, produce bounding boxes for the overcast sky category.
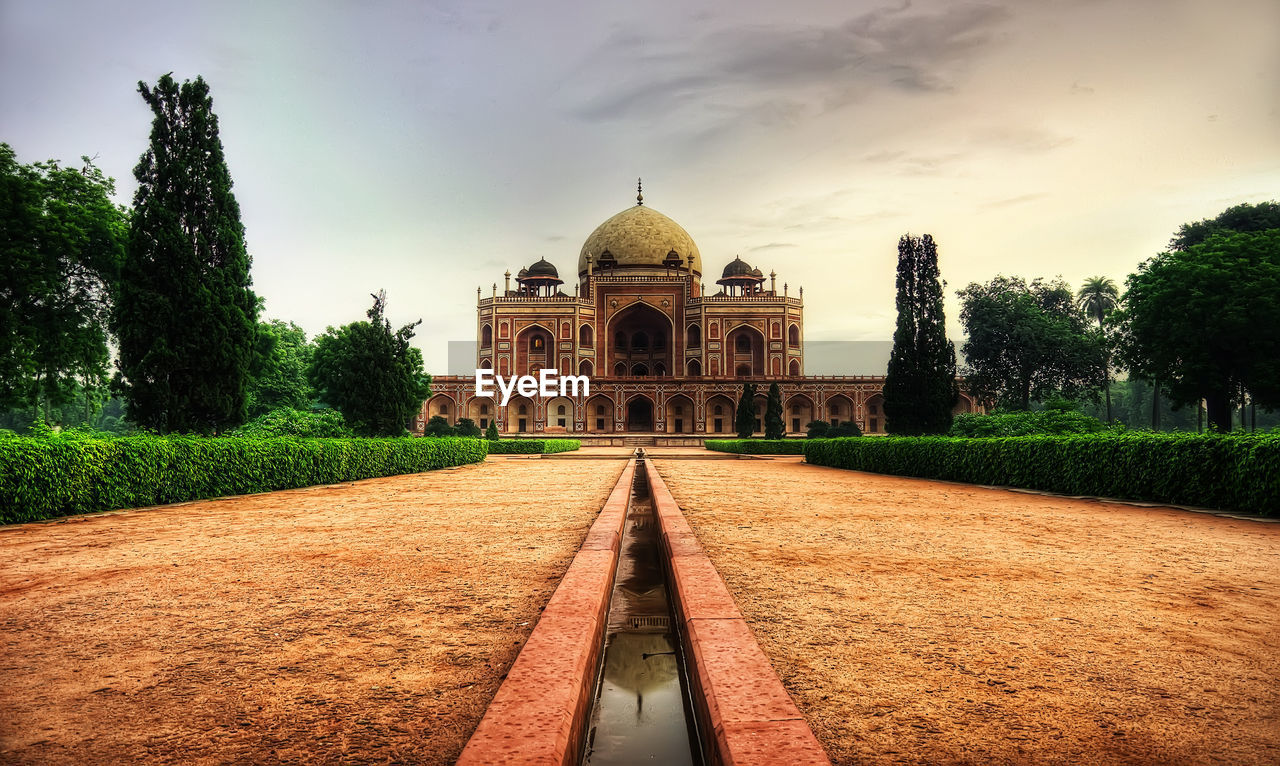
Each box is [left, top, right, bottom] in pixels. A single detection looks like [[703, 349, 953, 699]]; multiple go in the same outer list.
[[3, 0, 1277, 372]]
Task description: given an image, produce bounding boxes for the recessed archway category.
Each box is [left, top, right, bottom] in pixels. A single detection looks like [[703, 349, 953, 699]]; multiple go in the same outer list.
[[545, 396, 575, 433], [664, 394, 694, 434], [706, 394, 734, 435], [864, 393, 885, 433], [586, 393, 615, 433], [786, 394, 815, 435], [608, 303, 674, 379], [625, 394, 654, 432], [687, 358, 702, 376], [725, 324, 765, 377], [826, 394, 854, 428]]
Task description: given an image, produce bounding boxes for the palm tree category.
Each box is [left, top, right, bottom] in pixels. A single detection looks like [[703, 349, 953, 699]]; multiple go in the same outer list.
[[1077, 276, 1120, 421]]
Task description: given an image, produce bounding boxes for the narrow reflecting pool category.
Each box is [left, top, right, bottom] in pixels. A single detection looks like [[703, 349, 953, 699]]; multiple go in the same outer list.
[[582, 459, 702, 766]]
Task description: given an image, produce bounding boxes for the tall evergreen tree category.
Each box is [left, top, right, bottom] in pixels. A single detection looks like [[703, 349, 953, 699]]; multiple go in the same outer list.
[[734, 381, 757, 438], [764, 382, 785, 439], [883, 234, 958, 434], [113, 74, 257, 434]]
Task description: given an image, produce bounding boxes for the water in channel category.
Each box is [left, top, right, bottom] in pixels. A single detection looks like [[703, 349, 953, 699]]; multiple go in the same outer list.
[[581, 458, 703, 766]]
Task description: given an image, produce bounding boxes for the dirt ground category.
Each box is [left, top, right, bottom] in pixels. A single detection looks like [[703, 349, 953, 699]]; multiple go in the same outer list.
[[655, 457, 1280, 766], [0, 460, 623, 765]]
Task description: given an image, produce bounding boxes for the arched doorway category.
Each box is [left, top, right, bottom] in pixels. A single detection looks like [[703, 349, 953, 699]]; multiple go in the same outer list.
[[687, 358, 702, 376], [579, 358, 594, 376], [545, 396, 575, 432], [586, 394, 615, 433], [826, 394, 854, 429], [665, 394, 694, 434], [864, 393, 884, 434], [626, 395, 654, 432], [609, 303, 674, 378], [706, 394, 734, 435], [726, 324, 765, 377], [787, 394, 815, 435], [506, 395, 536, 434]]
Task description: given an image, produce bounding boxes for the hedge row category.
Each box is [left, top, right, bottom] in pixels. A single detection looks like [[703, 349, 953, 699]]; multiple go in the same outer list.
[[0, 436, 488, 525], [705, 439, 806, 455], [485, 439, 581, 454], [803, 434, 1279, 516]]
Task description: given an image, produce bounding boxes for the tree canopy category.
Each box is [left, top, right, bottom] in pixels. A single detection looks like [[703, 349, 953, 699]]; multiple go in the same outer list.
[[1170, 201, 1280, 251], [1, 143, 126, 423], [957, 275, 1105, 410], [308, 291, 431, 436], [1118, 229, 1280, 431], [883, 233, 958, 434], [113, 74, 258, 434], [247, 319, 314, 418]]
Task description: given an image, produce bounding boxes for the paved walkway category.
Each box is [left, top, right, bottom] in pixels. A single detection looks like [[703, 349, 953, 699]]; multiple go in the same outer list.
[[655, 457, 1280, 765]]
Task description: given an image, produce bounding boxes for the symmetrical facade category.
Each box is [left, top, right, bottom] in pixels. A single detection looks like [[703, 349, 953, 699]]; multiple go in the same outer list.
[[416, 186, 974, 438]]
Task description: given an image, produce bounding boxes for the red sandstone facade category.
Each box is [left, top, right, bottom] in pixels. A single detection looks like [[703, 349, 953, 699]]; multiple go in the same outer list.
[[416, 189, 975, 438]]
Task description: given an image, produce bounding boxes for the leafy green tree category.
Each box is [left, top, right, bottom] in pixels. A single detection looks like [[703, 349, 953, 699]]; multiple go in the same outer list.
[[827, 421, 862, 437], [764, 382, 785, 439], [484, 420, 499, 440], [1, 144, 126, 424], [735, 382, 757, 438], [1118, 230, 1280, 432], [424, 415, 454, 437], [247, 319, 314, 417], [308, 291, 431, 436], [805, 420, 830, 438], [883, 233, 958, 434], [1170, 201, 1280, 251], [1076, 276, 1120, 421], [453, 417, 481, 437], [958, 275, 1105, 410], [113, 74, 258, 434]]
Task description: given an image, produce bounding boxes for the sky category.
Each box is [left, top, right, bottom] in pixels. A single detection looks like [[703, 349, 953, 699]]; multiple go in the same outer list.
[[3, 0, 1277, 373]]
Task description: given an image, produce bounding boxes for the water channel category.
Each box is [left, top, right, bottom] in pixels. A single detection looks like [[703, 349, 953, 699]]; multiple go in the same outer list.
[[580, 456, 704, 765]]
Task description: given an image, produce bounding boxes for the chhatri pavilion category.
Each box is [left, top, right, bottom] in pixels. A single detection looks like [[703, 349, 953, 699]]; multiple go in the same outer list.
[[415, 183, 976, 442]]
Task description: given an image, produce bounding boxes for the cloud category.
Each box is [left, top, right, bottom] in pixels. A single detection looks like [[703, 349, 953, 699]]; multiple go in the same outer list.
[[564, 2, 1015, 129], [749, 241, 797, 252]]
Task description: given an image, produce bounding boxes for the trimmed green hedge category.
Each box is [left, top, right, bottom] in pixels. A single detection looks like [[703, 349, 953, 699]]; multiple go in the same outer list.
[[0, 435, 488, 525], [705, 439, 806, 455], [485, 439, 581, 454], [803, 434, 1280, 516]]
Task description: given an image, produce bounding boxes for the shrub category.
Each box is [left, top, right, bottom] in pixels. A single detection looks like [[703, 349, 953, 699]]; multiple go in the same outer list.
[[949, 409, 1106, 437], [706, 439, 805, 455], [828, 421, 862, 438], [231, 408, 353, 438], [424, 415, 455, 437], [805, 420, 830, 439], [454, 418, 482, 438], [803, 433, 1279, 516], [0, 435, 487, 524], [485, 439, 580, 454], [484, 421, 499, 440]]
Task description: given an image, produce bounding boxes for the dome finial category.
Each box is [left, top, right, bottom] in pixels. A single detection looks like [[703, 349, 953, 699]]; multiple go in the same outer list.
[[636, 177, 643, 206]]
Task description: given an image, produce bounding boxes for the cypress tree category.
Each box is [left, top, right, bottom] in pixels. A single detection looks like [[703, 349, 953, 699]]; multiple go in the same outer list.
[[114, 74, 257, 434], [764, 382, 785, 439], [735, 381, 757, 438], [883, 234, 958, 434]]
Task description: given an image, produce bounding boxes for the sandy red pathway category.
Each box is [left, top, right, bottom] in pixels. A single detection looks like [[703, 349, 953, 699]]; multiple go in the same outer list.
[[0, 459, 622, 765], [656, 457, 1280, 766]]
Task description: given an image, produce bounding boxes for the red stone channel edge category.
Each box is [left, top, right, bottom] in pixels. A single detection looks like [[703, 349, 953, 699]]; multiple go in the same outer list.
[[456, 458, 636, 766], [643, 459, 832, 766]]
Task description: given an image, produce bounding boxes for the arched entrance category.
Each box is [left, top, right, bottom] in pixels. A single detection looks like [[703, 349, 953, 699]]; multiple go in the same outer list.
[[609, 303, 674, 377], [786, 394, 815, 435], [864, 393, 884, 434], [706, 394, 734, 435], [664, 394, 694, 434], [626, 395, 654, 432], [586, 394, 615, 433]]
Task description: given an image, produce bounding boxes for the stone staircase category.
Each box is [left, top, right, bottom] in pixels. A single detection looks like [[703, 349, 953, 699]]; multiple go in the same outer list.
[[623, 435, 656, 447]]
